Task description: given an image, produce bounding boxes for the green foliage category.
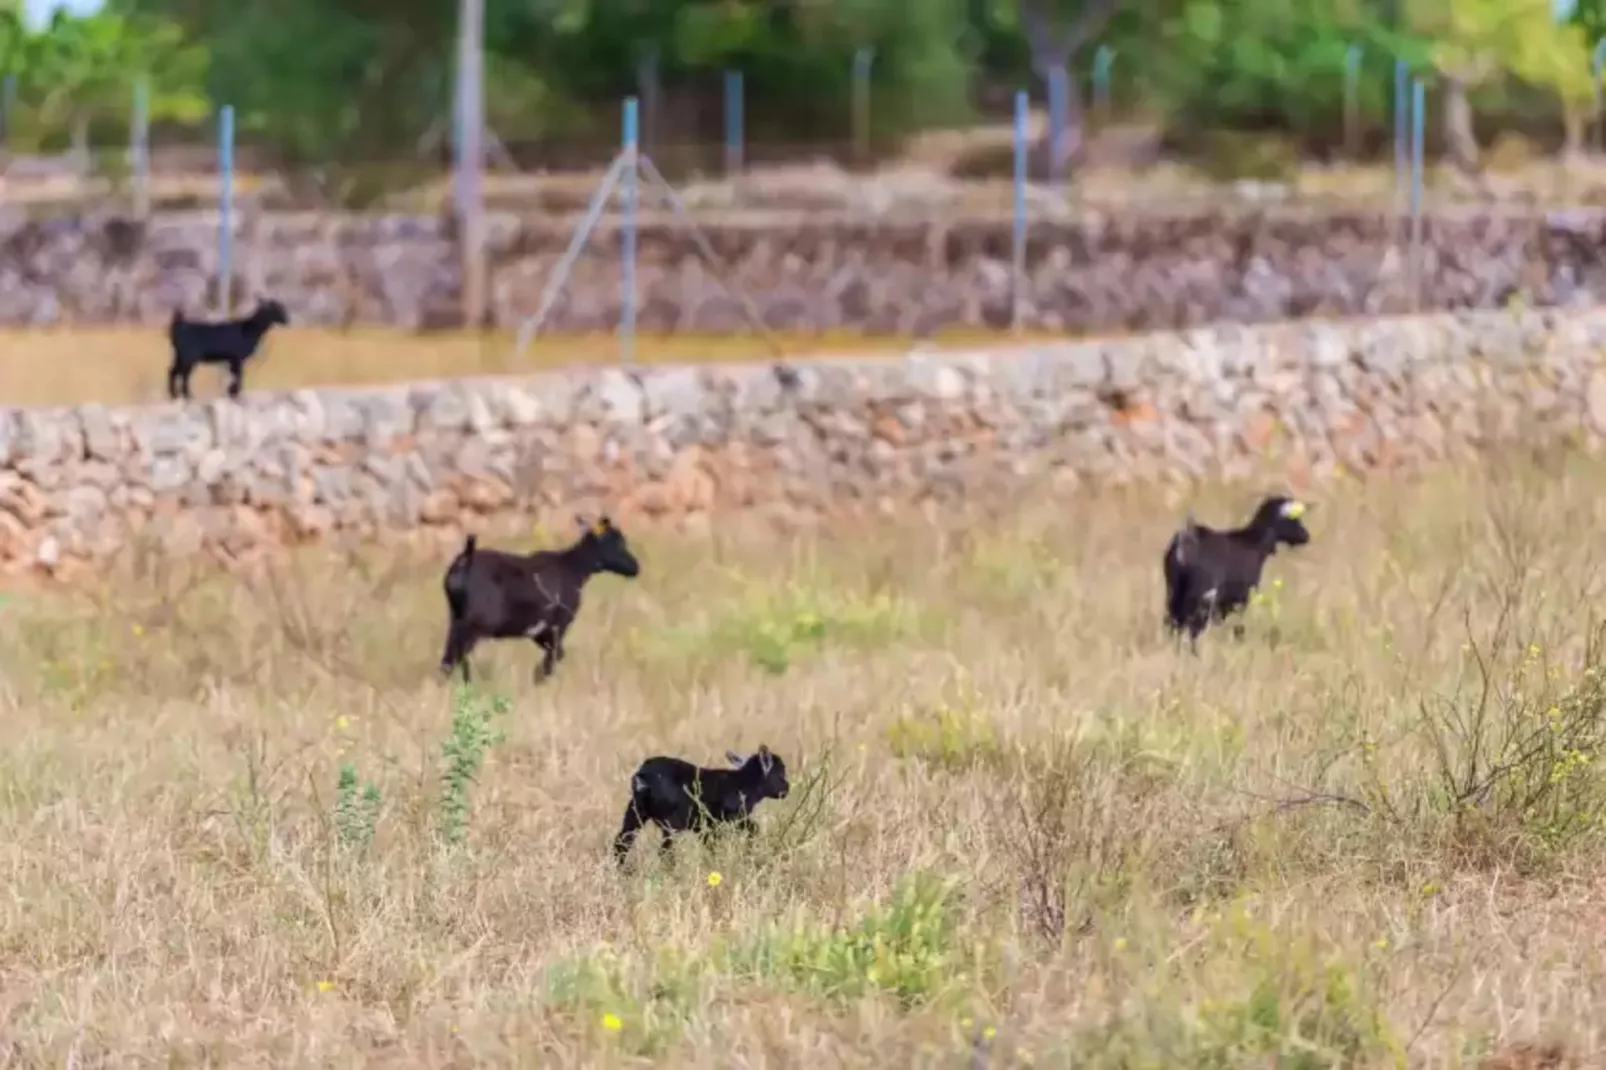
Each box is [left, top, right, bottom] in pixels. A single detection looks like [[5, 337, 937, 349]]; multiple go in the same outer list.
[[1189, 912, 1401, 1067], [544, 949, 702, 1057], [1355, 612, 1606, 871], [437, 684, 509, 847], [10, 10, 209, 155], [1155, 0, 1380, 138], [27, 0, 1598, 173], [885, 694, 1003, 772], [333, 761, 381, 850], [643, 578, 921, 676], [1397, 0, 1596, 137], [733, 873, 976, 1007]]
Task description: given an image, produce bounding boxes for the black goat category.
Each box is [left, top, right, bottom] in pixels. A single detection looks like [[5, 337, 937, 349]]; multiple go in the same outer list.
[[613, 745, 790, 865], [167, 298, 290, 401], [1163, 494, 1312, 650], [438, 515, 641, 683]]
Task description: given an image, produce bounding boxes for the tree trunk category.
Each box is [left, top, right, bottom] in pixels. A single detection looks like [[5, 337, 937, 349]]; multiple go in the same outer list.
[[1035, 61, 1088, 176], [1017, 0, 1117, 178], [71, 114, 91, 177], [1562, 104, 1585, 162], [1442, 75, 1480, 175]]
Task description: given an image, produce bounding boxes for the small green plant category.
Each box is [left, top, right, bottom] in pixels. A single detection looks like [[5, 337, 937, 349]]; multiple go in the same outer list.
[[642, 577, 920, 675], [544, 949, 702, 1056], [438, 684, 509, 847], [1350, 592, 1606, 872], [1189, 909, 1401, 1069], [734, 872, 975, 1007], [333, 761, 381, 850], [885, 701, 1002, 771], [960, 529, 1061, 603]]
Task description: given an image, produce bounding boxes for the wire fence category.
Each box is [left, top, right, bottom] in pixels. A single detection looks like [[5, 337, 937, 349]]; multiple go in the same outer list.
[[0, 41, 1601, 221], [0, 55, 1599, 357]]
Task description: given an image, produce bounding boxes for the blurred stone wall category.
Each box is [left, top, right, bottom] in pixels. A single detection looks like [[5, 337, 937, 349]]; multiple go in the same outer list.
[[1, 307, 1601, 575]]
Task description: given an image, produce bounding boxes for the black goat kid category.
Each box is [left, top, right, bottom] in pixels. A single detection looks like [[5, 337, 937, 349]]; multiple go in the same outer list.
[[438, 515, 641, 683], [1163, 493, 1311, 650], [167, 298, 290, 401], [613, 746, 790, 865]]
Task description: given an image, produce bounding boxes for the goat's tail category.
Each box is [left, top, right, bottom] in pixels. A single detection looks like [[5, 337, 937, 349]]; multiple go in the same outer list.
[[443, 533, 477, 613], [1168, 516, 1199, 567]]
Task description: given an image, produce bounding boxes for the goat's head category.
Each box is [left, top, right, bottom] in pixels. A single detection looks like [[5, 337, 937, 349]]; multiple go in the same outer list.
[[726, 744, 789, 800], [1248, 494, 1312, 549], [575, 514, 641, 578], [254, 298, 290, 329]]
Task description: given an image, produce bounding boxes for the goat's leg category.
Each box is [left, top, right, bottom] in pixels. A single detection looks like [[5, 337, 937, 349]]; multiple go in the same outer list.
[[1185, 614, 1208, 656], [440, 621, 478, 682], [170, 361, 193, 401], [226, 359, 245, 399], [613, 803, 646, 865], [534, 633, 559, 681]]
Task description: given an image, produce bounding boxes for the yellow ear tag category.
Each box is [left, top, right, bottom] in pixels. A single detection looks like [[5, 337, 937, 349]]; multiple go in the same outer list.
[[1282, 501, 1306, 520], [592, 520, 608, 536]]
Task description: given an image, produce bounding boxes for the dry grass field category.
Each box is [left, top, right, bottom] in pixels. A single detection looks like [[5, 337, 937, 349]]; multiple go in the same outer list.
[[0, 327, 1077, 409], [4, 456, 1606, 1066]]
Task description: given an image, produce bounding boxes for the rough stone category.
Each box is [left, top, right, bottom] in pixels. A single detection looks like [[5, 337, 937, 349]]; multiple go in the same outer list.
[[4, 207, 1606, 333], [1, 306, 1604, 571]]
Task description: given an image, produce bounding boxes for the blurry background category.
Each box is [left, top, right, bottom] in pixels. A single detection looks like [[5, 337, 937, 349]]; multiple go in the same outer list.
[[0, 0, 1603, 212]]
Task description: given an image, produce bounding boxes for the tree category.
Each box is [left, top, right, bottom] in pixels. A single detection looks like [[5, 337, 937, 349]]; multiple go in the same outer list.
[[28, 10, 208, 165], [1404, 0, 1593, 169], [1152, 0, 1389, 141], [1009, 0, 1123, 166]]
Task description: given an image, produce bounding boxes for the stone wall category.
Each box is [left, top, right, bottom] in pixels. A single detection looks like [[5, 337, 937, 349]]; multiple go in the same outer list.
[[2, 206, 1604, 333], [2, 306, 1604, 575]]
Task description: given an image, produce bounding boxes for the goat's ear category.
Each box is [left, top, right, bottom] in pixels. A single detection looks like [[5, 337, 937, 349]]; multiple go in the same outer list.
[[726, 750, 747, 767], [757, 745, 774, 774], [1279, 499, 1307, 521]]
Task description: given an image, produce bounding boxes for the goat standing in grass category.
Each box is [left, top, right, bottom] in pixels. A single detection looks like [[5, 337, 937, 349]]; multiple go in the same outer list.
[[1163, 494, 1312, 651], [167, 298, 290, 401], [438, 515, 641, 684], [613, 746, 790, 866]]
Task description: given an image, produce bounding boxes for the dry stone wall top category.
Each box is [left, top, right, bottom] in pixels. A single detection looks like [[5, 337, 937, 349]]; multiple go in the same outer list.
[[2, 306, 1605, 576], [0, 206, 1602, 332]]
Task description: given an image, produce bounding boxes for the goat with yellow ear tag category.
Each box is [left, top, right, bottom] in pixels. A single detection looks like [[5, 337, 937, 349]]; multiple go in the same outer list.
[[1162, 493, 1311, 651]]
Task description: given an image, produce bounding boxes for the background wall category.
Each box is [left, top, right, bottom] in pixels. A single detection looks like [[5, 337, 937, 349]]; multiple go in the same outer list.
[[3, 305, 1601, 577], [2, 207, 1602, 332]]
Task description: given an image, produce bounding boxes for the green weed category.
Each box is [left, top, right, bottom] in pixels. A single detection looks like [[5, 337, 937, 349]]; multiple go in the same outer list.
[[333, 761, 381, 850], [438, 684, 509, 847], [544, 949, 703, 1056], [732, 872, 978, 1007], [643, 577, 922, 675], [885, 695, 1002, 772]]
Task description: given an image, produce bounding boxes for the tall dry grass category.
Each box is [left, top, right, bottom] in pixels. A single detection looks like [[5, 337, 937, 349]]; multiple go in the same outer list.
[[0, 326, 1081, 409], [4, 457, 1606, 1066]]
